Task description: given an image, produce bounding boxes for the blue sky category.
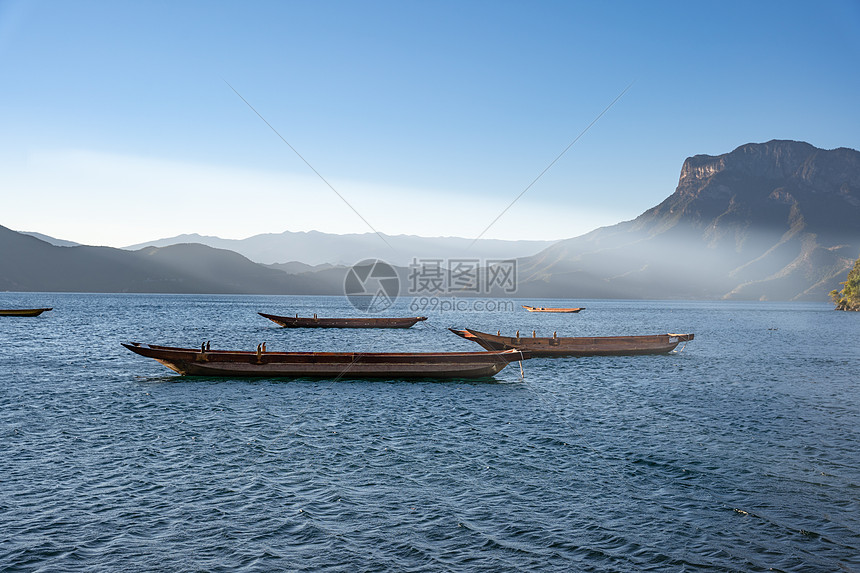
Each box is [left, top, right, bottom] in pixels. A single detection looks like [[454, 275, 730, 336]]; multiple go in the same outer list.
[[1, 0, 858, 247]]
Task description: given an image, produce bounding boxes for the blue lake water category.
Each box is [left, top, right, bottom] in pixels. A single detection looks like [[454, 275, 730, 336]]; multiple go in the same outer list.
[[1, 293, 859, 571]]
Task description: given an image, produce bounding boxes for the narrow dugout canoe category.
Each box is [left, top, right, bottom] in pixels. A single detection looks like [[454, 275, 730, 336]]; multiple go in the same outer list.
[[0, 308, 52, 317], [122, 342, 529, 379], [522, 305, 585, 313], [450, 328, 694, 357], [259, 312, 428, 328]]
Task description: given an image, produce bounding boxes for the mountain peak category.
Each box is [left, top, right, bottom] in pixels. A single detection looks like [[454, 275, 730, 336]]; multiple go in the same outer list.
[[679, 140, 860, 189], [519, 140, 860, 301], [654, 140, 860, 227]]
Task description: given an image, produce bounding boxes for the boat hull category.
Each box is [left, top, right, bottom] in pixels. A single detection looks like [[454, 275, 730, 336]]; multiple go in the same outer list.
[[0, 308, 52, 317], [522, 305, 584, 313], [451, 329, 693, 357], [123, 343, 528, 379], [259, 313, 428, 328]]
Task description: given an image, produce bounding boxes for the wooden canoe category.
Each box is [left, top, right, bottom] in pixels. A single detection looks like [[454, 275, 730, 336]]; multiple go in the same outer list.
[[122, 342, 529, 379], [450, 328, 694, 357], [259, 312, 428, 329], [0, 307, 52, 317], [522, 305, 585, 313]]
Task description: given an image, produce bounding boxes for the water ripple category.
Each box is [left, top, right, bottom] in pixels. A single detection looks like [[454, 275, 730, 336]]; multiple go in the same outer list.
[[1, 295, 859, 571]]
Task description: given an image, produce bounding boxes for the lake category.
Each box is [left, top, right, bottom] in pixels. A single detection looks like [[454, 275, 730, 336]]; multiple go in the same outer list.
[[1, 293, 858, 571]]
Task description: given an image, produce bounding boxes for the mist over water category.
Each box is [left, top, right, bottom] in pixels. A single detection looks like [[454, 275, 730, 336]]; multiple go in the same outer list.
[[1, 293, 858, 571]]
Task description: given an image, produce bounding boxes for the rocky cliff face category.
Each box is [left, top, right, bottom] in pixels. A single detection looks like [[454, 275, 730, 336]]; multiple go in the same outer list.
[[517, 140, 860, 300], [645, 140, 860, 234]]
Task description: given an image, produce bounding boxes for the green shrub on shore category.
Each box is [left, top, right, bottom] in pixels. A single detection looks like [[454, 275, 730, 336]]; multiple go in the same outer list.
[[830, 257, 860, 311]]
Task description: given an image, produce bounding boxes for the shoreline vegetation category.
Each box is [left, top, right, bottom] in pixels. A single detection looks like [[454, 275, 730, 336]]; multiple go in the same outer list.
[[830, 257, 860, 311]]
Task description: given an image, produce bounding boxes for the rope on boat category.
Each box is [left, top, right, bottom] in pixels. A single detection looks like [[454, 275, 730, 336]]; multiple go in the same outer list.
[[518, 350, 525, 379]]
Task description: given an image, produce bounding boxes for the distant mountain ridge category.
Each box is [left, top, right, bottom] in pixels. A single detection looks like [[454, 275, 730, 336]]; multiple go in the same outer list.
[[0, 226, 410, 295], [0, 227, 302, 293], [516, 140, 860, 300], [124, 231, 556, 266], [17, 231, 80, 247], [4, 140, 858, 300]]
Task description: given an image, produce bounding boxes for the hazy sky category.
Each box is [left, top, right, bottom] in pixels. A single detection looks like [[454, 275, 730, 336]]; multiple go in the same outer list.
[[1, 0, 858, 247]]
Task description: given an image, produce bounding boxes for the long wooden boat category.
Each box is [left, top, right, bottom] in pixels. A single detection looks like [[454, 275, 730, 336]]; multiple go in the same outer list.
[[522, 305, 585, 313], [450, 328, 693, 357], [259, 312, 428, 329], [0, 307, 52, 317], [122, 342, 529, 379]]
